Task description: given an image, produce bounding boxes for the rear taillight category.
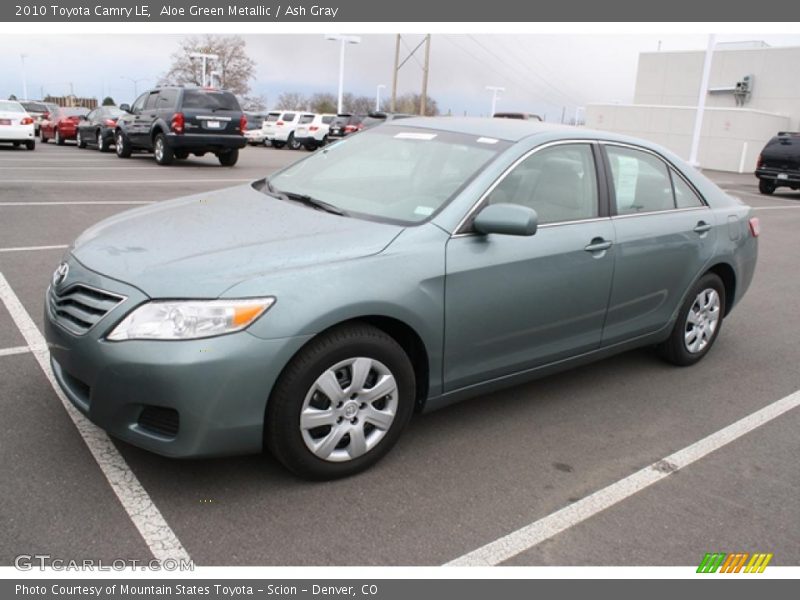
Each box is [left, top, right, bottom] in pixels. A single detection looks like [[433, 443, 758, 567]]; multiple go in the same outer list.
[[756, 153, 764, 169], [104, 118, 117, 127], [239, 114, 247, 133], [276, 121, 284, 126], [171, 112, 185, 134], [344, 125, 356, 133], [309, 126, 319, 131], [20, 117, 34, 125], [748, 217, 760, 238]]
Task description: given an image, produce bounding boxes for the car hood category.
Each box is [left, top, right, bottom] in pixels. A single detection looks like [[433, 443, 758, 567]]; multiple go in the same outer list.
[[71, 183, 405, 298]]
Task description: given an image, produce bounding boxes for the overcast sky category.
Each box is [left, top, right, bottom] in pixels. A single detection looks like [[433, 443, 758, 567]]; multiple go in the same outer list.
[[2, 33, 800, 119]]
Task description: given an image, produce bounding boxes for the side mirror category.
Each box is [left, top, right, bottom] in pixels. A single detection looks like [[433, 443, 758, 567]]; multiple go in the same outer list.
[[473, 203, 538, 237], [119, 103, 131, 113]]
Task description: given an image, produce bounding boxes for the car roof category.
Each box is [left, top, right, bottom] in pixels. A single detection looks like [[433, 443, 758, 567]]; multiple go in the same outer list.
[[384, 116, 600, 143]]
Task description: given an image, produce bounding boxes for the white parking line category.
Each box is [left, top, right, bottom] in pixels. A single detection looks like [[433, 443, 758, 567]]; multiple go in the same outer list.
[[0, 272, 190, 563], [0, 244, 69, 253], [0, 201, 154, 206], [0, 345, 30, 357], [446, 389, 800, 566], [2, 179, 251, 185]]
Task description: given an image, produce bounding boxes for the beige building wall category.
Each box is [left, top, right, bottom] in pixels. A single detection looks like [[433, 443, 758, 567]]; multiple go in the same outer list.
[[585, 104, 790, 172]]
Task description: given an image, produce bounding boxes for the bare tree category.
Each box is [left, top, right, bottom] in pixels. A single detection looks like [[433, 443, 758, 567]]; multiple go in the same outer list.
[[308, 92, 337, 114], [342, 93, 374, 114], [394, 93, 439, 116], [240, 94, 267, 112], [161, 35, 256, 96], [275, 92, 307, 110]]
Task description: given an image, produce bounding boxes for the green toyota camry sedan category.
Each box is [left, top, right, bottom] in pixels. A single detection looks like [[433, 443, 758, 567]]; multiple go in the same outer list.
[[44, 118, 759, 479]]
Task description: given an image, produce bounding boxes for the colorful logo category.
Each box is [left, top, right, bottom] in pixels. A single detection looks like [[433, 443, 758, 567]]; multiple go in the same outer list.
[[697, 552, 773, 573]]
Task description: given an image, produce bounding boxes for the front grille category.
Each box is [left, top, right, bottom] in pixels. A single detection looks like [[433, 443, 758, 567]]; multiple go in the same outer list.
[[138, 406, 180, 438], [49, 284, 125, 335]]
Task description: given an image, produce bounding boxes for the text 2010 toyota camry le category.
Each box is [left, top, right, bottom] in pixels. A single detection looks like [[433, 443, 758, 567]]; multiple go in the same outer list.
[[45, 118, 759, 479]]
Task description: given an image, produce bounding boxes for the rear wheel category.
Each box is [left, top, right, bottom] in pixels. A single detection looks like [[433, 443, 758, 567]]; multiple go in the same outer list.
[[759, 179, 776, 195], [96, 130, 109, 152], [76, 130, 86, 148], [272, 141, 285, 149], [304, 142, 317, 151], [288, 133, 301, 150], [153, 133, 174, 165], [658, 273, 726, 366], [25, 140, 35, 151], [40, 130, 47, 143], [55, 129, 65, 146], [266, 323, 415, 480], [175, 151, 189, 160], [115, 130, 132, 158], [217, 148, 239, 166], [12, 142, 20, 147]]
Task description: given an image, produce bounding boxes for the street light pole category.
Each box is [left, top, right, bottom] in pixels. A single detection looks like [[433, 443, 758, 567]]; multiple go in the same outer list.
[[20, 54, 28, 100], [325, 35, 361, 114], [486, 86, 505, 116], [120, 77, 150, 97], [376, 84, 386, 111], [689, 34, 716, 168], [189, 52, 219, 87]]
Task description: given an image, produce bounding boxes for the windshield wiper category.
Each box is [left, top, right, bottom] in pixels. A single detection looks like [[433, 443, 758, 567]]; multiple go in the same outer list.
[[259, 180, 347, 216]]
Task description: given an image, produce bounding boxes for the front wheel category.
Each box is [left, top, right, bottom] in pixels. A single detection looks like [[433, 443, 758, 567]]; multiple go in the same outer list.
[[76, 130, 86, 148], [217, 148, 239, 166], [25, 140, 35, 151], [115, 130, 132, 158], [97, 130, 109, 153], [266, 323, 415, 480], [272, 141, 285, 149], [758, 179, 776, 195], [55, 129, 65, 146], [287, 133, 301, 150], [658, 273, 725, 366]]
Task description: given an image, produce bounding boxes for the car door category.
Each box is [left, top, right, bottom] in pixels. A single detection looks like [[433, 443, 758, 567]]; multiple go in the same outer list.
[[123, 93, 148, 145], [600, 143, 717, 345], [443, 142, 616, 391], [134, 91, 160, 148], [80, 108, 97, 141]]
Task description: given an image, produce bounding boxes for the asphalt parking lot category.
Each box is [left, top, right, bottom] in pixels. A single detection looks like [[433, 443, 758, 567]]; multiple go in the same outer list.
[[1, 141, 798, 567]]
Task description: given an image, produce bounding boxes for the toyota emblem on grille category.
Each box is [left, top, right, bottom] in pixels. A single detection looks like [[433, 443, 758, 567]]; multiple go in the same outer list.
[[52, 262, 69, 287]]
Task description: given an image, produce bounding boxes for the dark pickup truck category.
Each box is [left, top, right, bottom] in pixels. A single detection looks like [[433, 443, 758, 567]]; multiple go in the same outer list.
[[115, 86, 247, 166], [755, 132, 800, 194]]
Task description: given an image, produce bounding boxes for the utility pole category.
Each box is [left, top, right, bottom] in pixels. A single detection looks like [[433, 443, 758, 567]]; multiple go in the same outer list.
[[376, 84, 386, 111], [689, 34, 716, 167], [486, 86, 504, 116], [325, 34, 361, 114], [420, 34, 431, 116], [20, 54, 28, 100], [391, 34, 400, 112]]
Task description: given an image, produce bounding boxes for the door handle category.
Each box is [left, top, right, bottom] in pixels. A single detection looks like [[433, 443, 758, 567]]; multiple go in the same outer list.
[[584, 238, 613, 253], [693, 221, 712, 234]]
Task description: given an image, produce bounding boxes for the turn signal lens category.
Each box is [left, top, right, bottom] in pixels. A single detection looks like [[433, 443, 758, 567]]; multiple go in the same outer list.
[[239, 113, 247, 133], [748, 217, 760, 237], [171, 112, 185, 134]]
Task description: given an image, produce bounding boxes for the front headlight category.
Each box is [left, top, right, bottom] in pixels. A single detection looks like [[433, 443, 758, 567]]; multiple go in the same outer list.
[[107, 298, 275, 341]]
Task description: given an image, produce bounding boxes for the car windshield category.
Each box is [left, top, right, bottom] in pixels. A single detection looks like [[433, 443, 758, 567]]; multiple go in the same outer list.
[[0, 101, 24, 112], [268, 127, 508, 224], [182, 90, 240, 111]]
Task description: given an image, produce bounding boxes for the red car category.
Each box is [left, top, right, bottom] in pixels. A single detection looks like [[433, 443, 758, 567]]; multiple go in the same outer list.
[[40, 106, 89, 145]]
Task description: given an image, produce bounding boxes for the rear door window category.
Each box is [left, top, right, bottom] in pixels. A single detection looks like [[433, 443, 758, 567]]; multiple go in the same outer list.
[[281, 112, 297, 122], [298, 114, 315, 125], [606, 146, 675, 215], [155, 89, 178, 110], [144, 92, 159, 110]]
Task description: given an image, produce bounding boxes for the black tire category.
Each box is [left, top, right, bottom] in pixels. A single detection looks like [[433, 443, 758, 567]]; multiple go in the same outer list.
[[76, 130, 86, 148], [40, 130, 47, 143], [658, 272, 726, 367], [12, 141, 20, 147], [153, 133, 174, 165], [97, 130, 109, 153], [304, 142, 317, 151], [287, 133, 301, 150], [758, 179, 776, 195], [321, 135, 329, 147], [266, 323, 415, 480], [272, 141, 285, 149], [115, 130, 132, 158], [25, 140, 35, 151], [55, 129, 65, 146], [217, 148, 239, 166], [175, 151, 189, 160]]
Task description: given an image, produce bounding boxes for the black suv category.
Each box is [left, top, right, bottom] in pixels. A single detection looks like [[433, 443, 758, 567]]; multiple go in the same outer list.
[[115, 87, 247, 166], [755, 132, 800, 194]]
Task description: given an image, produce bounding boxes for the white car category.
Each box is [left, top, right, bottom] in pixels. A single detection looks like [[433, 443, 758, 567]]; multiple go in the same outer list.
[[0, 100, 36, 150], [262, 110, 313, 150], [243, 114, 267, 145], [293, 113, 335, 150]]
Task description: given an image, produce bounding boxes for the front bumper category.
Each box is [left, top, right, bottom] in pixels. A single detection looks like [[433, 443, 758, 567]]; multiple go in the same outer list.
[[44, 257, 311, 458]]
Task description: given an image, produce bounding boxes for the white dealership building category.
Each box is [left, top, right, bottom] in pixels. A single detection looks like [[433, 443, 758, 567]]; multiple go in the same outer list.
[[586, 42, 800, 172]]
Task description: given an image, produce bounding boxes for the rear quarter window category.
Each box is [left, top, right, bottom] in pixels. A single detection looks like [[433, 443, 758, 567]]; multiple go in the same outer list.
[[281, 112, 297, 121], [298, 114, 315, 125]]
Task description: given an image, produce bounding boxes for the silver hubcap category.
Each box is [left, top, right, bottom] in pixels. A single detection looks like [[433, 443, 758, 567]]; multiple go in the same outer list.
[[116, 133, 123, 153], [77, 132, 81, 144], [685, 288, 721, 353], [97, 132, 103, 148], [300, 357, 398, 463], [155, 138, 163, 160]]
